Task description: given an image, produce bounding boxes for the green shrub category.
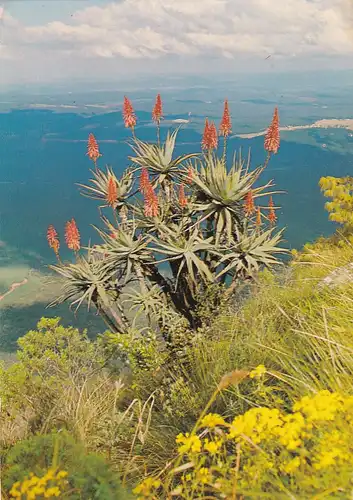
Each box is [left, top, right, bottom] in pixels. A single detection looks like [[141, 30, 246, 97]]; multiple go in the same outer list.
[[4, 432, 130, 499]]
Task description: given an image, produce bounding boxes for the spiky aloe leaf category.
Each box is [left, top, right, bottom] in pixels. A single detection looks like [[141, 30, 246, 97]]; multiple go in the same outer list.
[[92, 225, 154, 284], [151, 223, 220, 286], [216, 225, 288, 280], [122, 284, 176, 328], [48, 251, 117, 312], [129, 128, 198, 185], [77, 166, 134, 208], [188, 152, 280, 244]]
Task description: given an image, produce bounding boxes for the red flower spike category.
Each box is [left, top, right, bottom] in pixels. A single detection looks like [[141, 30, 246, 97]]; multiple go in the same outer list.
[[107, 176, 118, 207], [256, 207, 262, 228], [47, 225, 60, 254], [202, 119, 218, 150], [264, 107, 280, 154], [143, 182, 159, 217], [209, 122, 218, 150], [65, 218, 81, 252], [178, 183, 188, 208], [152, 94, 163, 124], [201, 118, 210, 150], [87, 133, 101, 162], [268, 196, 277, 225], [123, 96, 137, 129], [139, 167, 150, 194], [219, 99, 232, 137], [245, 190, 255, 216]]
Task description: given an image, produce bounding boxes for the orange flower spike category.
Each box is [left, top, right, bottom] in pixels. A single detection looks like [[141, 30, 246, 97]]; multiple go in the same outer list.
[[245, 190, 255, 216], [178, 183, 188, 208], [268, 196, 277, 225], [47, 225, 60, 254], [107, 176, 118, 207], [201, 118, 211, 150], [152, 94, 163, 124], [209, 121, 218, 150], [123, 96, 137, 129], [256, 207, 262, 228], [65, 218, 81, 252], [219, 99, 232, 137], [87, 133, 101, 163], [144, 182, 159, 217], [139, 167, 150, 194], [264, 107, 280, 154]]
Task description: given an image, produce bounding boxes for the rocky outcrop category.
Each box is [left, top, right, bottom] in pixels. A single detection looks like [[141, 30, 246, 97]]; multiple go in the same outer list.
[[318, 263, 353, 289]]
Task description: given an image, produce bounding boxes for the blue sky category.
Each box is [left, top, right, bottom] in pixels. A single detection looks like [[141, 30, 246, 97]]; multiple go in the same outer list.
[[1, 0, 353, 87]]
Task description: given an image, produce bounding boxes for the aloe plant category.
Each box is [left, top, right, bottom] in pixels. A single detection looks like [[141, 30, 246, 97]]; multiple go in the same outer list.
[[47, 98, 287, 337]]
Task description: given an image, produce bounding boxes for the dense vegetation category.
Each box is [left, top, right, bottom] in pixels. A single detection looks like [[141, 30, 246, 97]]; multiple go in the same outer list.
[[2, 97, 353, 498]]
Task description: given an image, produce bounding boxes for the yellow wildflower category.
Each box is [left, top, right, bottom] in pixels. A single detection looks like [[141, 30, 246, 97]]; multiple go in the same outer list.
[[249, 364, 266, 379], [200, 413, 226, 429], [133, 477, 161, 497], [229, 407, 282, 444], [9, 468, 68, 499], [196, 467, 211, 484], [293, 390, 344, 422], [9, 484, 21, 498], [204, 438, 222, 455], [282, 456, 301, 474], [276, 412, 307, 450], [56, 470, 68, 479], [44, 486, 61, 497], [314, 448, 342, 470], [176, 433, 202, 454]]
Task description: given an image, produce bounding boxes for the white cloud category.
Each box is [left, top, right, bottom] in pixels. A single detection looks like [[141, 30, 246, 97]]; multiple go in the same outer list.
[[1, 0, 353, 83]]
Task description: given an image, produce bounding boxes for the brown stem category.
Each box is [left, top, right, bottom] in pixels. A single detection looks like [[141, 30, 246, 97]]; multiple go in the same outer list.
[[97, 286, 129, 333], [157, 123, 160, 147], [223, 135, 227, 162], [263, 151, 271, 169], [93, 298, 120, 333]]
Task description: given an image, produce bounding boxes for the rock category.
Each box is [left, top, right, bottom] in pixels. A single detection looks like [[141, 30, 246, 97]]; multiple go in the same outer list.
[[318, 263, 353, 289]]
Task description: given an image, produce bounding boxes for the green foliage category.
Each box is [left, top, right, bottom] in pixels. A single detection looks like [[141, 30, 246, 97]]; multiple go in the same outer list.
[[0, 318, 130, 448], [16, 317, 106, 375], [0, 317, 106, 407], [48, 111, 287, 339], [3, 432, 130, 499], [320, 175, 353, 227], [99, 329, 167, 374]]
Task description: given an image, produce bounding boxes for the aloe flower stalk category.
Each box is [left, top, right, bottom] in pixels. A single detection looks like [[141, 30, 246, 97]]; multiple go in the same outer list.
[[144, 182, 159, 217], [47, 225, 60, 259], [139, 167, 150, 194], [268, 196, 277, 225], [256, 207, 262, 228], [123, 96, 137, 133], [87, 133, 101, 168], [65, 218, 81, 252], [152, 93, 163, 146], [178, 183, 188, 208], [245, 190, 255, 216], [107, 175, 118, 207], [264, 107, 280, 167], [219, 99, 232, 160]]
